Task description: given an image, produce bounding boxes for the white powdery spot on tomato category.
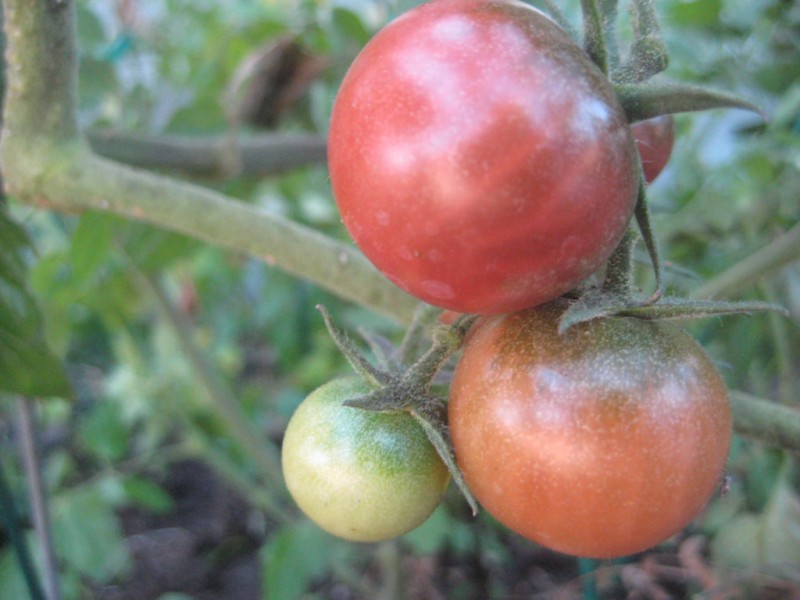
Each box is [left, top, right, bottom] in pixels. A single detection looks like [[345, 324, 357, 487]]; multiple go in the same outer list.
[[430, 13, 476, 44], [571, 96, 612, 141]]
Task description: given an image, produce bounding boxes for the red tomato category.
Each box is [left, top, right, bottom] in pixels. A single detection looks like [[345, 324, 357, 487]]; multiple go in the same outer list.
[[632, 115, 675, 183], [448, 300, 732, 558], [329, 0, 639, 314]]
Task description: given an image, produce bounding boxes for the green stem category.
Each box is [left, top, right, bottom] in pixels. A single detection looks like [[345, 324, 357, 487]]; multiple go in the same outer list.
[[86, 130, 327, 178], [16, 398, 62, 600], [580, 0, 609, 74], [0, 461, 46, 600], [600, 0, 620, 72], [691, 221, 800, 299], [730, 391, 800, 453], [612, 0, 668, 83], [0, 0, 80, 142], [762, 284, 796, 406], [7, 148, 417, 322]]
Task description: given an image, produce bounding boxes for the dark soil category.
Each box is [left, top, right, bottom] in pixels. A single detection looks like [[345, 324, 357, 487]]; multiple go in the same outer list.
[[87, 459, 800, 600], [93, 460, 263, 600]]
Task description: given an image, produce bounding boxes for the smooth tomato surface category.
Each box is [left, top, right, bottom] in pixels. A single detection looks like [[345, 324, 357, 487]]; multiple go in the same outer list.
[[282, 377, 450, 542], [448, 300, 731, 558], [329, 0, 639, 314], [632, 115, 675, 183]]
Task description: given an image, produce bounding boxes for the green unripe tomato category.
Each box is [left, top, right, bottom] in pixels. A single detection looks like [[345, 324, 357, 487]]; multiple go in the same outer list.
[[281, 377, 450, 542]]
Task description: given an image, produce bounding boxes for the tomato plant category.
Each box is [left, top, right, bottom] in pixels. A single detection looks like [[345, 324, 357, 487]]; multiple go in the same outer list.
[[448, 300, 732, 558], [281, 377, 450, 542], [328, 0, 639, 314], [632, 115, 675, 183]]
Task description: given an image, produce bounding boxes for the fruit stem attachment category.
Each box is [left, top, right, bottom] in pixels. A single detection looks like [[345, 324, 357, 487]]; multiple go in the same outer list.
[[318, 307, 479, 515]]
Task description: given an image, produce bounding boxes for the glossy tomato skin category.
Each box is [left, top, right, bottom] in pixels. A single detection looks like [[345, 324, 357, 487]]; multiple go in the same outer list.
[[448, 300, 731, 558], [282, 377, 450, 542], [329, 0, 639, 314], [632, 115, 675, 183]]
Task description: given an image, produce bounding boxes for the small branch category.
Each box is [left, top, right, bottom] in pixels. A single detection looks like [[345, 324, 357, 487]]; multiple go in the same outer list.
[[87, 130, 328, 178], [691, 221, 800, 299], [17, 397, 62, 600], [612, 0, 669, 84], [0, 462, 46, 600], [600, 0, 620, 72], [730, 391, 800, 454], [580, 0, 609, 74], [3, 147, 418, 323]]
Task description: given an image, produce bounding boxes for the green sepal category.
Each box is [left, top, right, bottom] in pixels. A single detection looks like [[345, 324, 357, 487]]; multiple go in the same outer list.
[[560, 294, 787, 333], [633, 181, 664, 303], [615, 298, 789, 321], [317, 304, 391, 388], [558, 289, 642, 334], [409, 398, 479, 517], [617, 81, 766, 123]]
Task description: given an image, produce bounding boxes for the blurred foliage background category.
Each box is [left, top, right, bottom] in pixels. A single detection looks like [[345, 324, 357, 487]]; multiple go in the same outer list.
[[1, 0, 799, 598]]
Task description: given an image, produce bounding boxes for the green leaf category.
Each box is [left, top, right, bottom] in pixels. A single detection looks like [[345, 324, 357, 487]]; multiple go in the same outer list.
[[666, 0, 722, 27], [51, 486, 130, 582], [711, 481, 800, 577], [262, 521, 336, 600], [331, 7, 372, 46], [69, 210, 116, 284], [403, 504, 472, 556], [0, 209, 71, 398], [78, 400, 130, 462], [121, 476, 174, 513], [0, 546, 34, 600]]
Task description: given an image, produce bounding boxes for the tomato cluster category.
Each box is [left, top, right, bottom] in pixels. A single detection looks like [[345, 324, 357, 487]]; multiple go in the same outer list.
[[283, 0, 729, 558]]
